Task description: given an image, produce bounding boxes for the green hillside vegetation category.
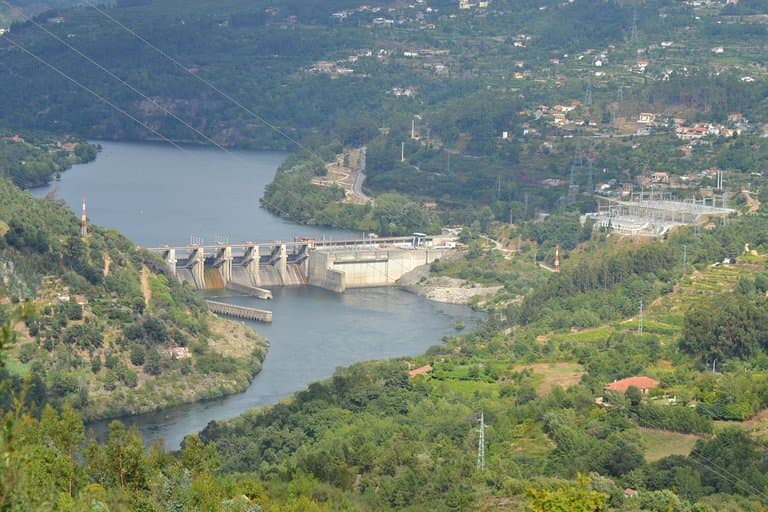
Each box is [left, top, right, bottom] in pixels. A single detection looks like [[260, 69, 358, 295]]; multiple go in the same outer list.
[[0, 132, 97, 188], [0, 177, 267, 420], [6, 197, 768, 510], [190, 216, 768, 511]]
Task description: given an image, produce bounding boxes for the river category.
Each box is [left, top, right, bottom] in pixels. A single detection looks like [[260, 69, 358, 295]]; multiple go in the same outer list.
[[32, 141, 482, 449]]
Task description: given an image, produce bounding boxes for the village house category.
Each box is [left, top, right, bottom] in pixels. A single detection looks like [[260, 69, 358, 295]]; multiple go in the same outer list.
[[606, 376, 660, 394], [637, 112, 656, 124]]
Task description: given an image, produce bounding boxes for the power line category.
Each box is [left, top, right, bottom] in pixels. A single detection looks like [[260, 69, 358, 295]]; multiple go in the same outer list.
[[2, 28, 403, 287], [2, 32, 184, 151], [2, 0, 233, 152], [76, 0, 322, 161]]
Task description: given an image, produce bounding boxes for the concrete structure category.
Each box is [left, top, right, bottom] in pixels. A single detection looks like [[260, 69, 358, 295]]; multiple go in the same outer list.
[[226, 282, 273, 300], [151, 236, 453, 294], [206, 300, 272, 323], [308, 246, 441, 292]]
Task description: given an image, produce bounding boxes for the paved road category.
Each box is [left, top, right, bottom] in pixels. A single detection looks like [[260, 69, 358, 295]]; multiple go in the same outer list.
[[353, 146, 372, 202]]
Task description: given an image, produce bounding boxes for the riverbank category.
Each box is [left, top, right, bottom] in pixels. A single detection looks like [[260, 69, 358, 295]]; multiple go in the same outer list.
[[398, 263, 503, 305], [82, 315, 268, 421]]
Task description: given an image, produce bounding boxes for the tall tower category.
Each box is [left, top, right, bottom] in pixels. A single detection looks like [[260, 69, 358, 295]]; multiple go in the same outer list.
[[80, 197, 88, 237], [476, 412, 486, 471]]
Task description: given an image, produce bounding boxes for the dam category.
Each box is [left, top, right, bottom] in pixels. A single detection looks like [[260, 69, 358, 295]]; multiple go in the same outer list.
[[150, 235, 454, 294]]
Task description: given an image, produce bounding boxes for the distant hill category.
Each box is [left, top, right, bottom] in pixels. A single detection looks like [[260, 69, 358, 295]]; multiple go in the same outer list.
[[0, 1, 85, 27]]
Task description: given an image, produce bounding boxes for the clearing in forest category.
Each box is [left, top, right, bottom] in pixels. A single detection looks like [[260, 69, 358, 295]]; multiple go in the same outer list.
[[513, 362, 584, 395]]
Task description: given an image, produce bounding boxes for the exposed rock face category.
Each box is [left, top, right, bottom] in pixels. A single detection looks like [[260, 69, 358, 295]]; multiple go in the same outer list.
[[398, 264, 502, 304]]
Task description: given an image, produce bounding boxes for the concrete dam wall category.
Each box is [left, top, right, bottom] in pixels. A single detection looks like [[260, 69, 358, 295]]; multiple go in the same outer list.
[[307, 248, 443, 293], [158, 238, 450, 294]]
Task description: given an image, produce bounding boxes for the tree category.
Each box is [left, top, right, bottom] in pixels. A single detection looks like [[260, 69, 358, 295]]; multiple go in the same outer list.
[[528, 474, 608, 512], [130, 344, 146, 366], [99, 421, 149, 490], [180, 434, 221, 475], [144, 348, 162, 376]]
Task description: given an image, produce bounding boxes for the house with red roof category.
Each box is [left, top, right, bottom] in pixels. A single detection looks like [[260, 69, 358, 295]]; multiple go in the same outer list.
[[605, 376, 660, 394]]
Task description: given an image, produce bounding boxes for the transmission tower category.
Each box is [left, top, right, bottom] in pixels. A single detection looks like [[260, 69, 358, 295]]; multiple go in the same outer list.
[[631, 7, 639, 44], [575, 136, 584, 166], [638, 300, 644, 335], [584, 78, 593, 106], [568, 166, 579, 203], [568, 139, 583, 203], [476, 412, 486, 471], [587, 158, 594, 195]]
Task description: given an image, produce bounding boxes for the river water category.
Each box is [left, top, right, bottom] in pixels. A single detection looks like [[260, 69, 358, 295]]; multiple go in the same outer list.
[[32, 141, 481, 449]]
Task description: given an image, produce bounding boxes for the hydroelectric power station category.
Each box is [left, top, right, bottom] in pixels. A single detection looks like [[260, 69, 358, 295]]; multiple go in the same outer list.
[[149, 235, 453, 296]]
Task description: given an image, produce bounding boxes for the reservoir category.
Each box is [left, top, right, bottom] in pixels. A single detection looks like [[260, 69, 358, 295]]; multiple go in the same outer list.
[[32, 141, 482, 449]]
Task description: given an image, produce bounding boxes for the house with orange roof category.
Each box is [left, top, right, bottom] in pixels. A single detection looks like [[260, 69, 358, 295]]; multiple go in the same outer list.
[[605, 376, 660, 394]]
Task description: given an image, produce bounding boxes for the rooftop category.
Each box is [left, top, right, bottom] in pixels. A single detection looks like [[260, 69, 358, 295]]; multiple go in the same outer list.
[[606, 376, 660, 393]]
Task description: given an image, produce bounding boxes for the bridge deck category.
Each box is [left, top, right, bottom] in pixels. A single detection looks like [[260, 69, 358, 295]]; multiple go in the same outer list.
[[147, 236, 431, 252]]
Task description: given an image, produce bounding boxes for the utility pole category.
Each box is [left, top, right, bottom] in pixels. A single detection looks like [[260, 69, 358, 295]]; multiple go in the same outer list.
[[476, 412, 486, 472], [401, 141, 405, 162], [80, 197, 88, 237]]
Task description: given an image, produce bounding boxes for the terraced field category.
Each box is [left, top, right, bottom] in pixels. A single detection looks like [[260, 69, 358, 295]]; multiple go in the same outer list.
[[642, 259, 761, 339]]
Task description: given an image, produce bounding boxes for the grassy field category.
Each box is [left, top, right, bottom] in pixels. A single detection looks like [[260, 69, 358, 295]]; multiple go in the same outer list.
[[513, 362, 584, 396], [640, 428, 701, 462], [550, 326, 614, 344]]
